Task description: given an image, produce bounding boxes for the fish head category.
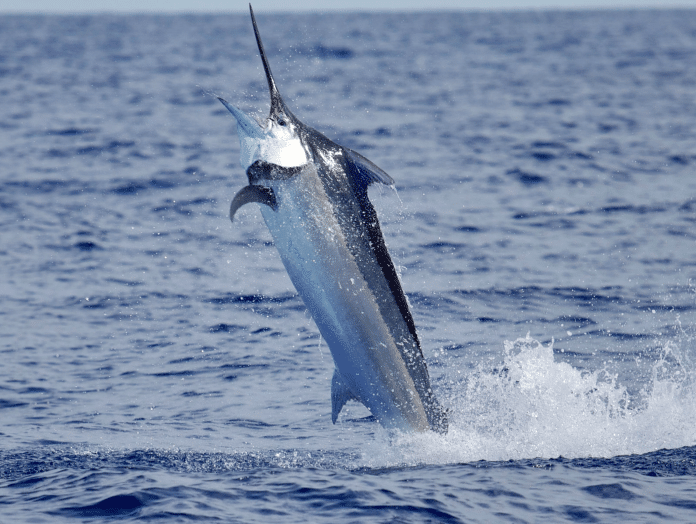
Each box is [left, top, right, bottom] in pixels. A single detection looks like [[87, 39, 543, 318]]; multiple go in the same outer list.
[[218, 97, 307, 172], [219, 5, 308, 173]]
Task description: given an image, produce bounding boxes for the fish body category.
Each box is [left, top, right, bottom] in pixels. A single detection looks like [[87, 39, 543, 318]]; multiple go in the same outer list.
[[220, 5, 447, 434]]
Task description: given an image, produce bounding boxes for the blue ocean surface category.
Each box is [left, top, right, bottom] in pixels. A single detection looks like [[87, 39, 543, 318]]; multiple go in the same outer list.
[[1, 8, 696, 522]]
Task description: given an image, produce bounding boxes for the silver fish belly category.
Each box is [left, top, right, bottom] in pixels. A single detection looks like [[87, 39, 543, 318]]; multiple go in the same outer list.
[[260, 162, 431, 431]]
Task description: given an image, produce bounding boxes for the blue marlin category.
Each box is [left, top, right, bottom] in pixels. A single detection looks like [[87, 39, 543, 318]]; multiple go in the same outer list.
[[219, 5, 447, 434]]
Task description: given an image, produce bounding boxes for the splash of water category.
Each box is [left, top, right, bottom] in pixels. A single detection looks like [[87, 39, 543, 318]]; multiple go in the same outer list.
[[363, 333, 696, 467]]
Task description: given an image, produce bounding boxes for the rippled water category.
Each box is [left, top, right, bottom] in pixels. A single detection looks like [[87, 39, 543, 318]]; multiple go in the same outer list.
[[1, 8, 696, 523]]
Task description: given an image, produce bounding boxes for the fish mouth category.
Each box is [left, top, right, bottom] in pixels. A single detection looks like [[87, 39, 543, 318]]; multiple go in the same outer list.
[[218, 97, 265, 140], [219, 5, 296, 142]]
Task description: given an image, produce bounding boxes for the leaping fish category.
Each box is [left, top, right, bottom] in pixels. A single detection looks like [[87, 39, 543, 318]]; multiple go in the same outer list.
[[218, 4, 447, 434]]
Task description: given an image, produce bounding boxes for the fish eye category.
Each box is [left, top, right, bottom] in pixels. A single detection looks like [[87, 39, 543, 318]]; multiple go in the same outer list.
[[278, 118, 286, 127]]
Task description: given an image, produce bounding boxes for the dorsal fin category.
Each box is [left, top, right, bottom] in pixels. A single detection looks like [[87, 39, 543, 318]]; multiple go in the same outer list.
[[344, 149, 395, 188]]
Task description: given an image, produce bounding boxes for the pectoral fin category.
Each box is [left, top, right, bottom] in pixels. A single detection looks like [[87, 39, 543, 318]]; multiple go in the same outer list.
[[229, 185, 277, 223], [331, 369, 358, 424]]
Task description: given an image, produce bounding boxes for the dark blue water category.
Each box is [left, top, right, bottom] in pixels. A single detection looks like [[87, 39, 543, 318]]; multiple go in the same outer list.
[[1, 9, 696, 523]]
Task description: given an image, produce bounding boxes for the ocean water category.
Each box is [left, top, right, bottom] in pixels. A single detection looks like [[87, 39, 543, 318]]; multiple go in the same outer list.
[[1, 8, 696, 522]]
